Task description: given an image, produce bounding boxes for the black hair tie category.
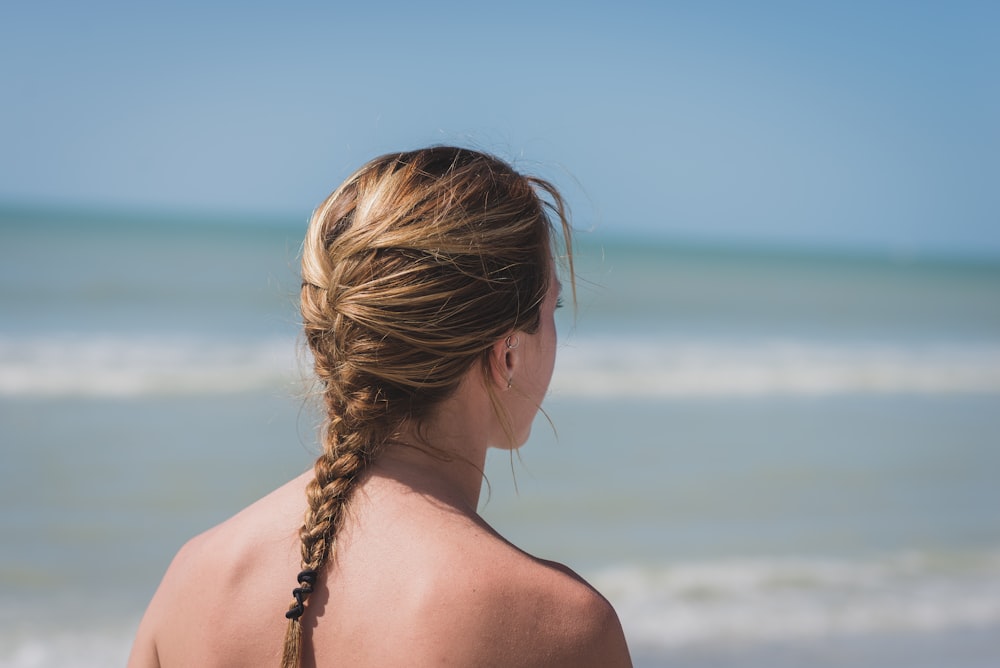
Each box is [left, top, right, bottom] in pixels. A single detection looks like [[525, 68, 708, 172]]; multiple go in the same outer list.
[[285, 569, 319, 620]]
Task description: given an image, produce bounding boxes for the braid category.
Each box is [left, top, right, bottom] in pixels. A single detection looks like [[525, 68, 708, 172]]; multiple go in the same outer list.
[[281, 428, 378, 666], [281, 319, 394, 666]]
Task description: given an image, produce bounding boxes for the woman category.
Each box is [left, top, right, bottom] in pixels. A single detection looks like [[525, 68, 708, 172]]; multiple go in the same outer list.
[[129, 147, 632, 667]]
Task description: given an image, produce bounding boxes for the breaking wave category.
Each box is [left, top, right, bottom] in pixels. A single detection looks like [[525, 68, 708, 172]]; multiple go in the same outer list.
[[591, 548, 1000, 651], [3, 334, 1000, 398]]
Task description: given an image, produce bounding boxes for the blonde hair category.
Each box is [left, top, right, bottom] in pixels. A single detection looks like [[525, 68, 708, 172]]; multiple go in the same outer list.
[[282, 146, 573, 666]]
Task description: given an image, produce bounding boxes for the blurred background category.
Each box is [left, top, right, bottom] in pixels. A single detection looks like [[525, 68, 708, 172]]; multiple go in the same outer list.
[[1, 2, 998, 666]]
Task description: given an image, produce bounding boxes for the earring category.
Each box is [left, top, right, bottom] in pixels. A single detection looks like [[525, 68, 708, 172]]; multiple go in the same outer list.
[[505, 335, 518, 389]]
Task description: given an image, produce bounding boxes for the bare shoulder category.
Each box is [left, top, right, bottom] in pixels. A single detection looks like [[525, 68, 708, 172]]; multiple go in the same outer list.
[[128, 475, 307, 667], [503, 551, 632, 668], [128, 517, 223, 667], [147, 473, 303, 607], [421, 534, 633, 668]]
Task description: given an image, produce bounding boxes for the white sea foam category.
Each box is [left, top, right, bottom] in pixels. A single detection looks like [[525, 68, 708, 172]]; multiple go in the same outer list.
[[591, 549, 1000, 652], [0, 335, 304, 398], [552, 338, 1000, 397], [3, 334, 1000, 398], [0, 628, 132, 668]]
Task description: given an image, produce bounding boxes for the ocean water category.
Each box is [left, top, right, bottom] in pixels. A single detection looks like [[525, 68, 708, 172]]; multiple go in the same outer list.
[[2, 208, 999, 667]]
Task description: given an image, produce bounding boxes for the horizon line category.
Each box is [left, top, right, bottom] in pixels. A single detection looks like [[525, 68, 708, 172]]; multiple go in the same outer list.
[[3, 198, 999, 267]]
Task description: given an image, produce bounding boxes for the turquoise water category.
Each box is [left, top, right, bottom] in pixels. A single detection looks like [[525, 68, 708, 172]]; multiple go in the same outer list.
[[2, 208, 999, 666]]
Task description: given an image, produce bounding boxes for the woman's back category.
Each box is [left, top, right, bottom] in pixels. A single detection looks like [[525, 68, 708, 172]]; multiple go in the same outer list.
[[131, 469, 630, 667]]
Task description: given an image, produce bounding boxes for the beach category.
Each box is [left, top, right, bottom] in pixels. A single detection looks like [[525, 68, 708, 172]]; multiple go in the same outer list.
[[2, 209, 999, 666]]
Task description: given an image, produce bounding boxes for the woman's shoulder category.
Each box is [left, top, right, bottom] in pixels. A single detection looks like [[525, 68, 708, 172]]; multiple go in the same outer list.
[[128, 476, 307, 667], [154, 474, 305, 598], [408, 525, 632, 667], [157, 472, 307, 606]]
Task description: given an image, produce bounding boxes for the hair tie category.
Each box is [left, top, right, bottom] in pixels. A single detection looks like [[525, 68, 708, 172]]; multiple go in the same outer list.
[[285, 568, 319, 620]]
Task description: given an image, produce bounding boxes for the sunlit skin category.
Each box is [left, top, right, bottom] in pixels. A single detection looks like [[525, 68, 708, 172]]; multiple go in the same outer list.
[[128, 267, 632, 667]]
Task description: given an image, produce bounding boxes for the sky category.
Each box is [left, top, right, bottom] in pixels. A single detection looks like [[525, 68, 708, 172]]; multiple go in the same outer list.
[[1, 1, 998, 256]]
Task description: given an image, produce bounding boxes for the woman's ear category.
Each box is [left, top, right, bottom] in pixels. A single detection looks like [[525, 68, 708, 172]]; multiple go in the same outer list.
[[488, 332, 521, 390]]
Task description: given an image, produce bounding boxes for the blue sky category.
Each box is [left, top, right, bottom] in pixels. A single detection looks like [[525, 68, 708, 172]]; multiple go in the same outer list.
[[2, 1, 997, 255]]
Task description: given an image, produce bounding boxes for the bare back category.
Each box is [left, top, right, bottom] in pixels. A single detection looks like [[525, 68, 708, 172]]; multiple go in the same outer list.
[[129, 472, 632, 667]]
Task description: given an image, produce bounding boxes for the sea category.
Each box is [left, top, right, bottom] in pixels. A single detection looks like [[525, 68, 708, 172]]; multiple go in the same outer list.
[[2, 206, 999, 667]]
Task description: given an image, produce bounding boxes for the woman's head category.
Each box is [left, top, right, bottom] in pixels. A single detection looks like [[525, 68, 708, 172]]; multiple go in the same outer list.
[[283, 147, 573, 667], [300, 146, 572, 442]]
